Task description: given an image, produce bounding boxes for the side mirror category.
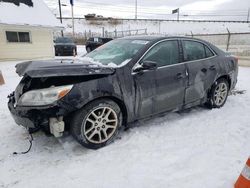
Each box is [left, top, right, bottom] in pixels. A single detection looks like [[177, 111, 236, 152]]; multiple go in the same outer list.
[[134, 61, 157, 72]]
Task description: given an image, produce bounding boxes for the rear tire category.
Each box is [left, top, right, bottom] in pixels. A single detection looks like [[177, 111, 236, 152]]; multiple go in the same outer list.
[[206, 78, 229, 108], [70, 99, 122, 149]]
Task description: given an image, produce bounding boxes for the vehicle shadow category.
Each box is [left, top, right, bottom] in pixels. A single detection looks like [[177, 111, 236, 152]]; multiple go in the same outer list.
[[25, 105, 208, 157]]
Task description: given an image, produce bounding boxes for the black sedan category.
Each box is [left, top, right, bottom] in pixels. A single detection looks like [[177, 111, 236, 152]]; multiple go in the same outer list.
[[85, 37, 113, 53], [54, 37, 77, 56], [8, 36, 238, 149]]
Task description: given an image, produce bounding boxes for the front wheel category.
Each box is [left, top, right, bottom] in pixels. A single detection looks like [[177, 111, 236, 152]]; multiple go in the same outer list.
[[70, 99, 122, 149], [206, 78, 229, 108]]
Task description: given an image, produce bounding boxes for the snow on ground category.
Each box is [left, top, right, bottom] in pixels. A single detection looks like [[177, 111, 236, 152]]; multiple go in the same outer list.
[[0, 58, 250, 187]]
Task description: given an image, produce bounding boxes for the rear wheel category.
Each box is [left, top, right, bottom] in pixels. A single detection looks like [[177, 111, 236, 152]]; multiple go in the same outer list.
[[70, 99, 122, 149], [206, 78, 229, 108]]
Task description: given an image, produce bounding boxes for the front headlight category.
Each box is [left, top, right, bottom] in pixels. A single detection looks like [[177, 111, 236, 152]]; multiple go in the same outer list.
[[18, 85, 73, 106]]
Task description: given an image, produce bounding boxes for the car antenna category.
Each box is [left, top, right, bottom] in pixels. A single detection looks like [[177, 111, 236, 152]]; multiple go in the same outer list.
[[13, 129, 33, 155]]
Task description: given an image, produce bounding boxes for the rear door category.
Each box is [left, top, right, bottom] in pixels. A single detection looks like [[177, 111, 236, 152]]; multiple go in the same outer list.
[[181, 40, 218, 104]]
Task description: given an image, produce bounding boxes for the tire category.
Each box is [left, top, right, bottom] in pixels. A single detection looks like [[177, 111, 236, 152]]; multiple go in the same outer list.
[[70, 99, 123, 149], [86, 47, 91, 53], [206, 78, 229, 108]]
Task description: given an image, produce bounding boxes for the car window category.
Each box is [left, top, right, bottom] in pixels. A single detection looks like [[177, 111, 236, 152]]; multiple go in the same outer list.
[[204, 45, 214, 57], [55, 37, 73, 43], [183, 40, 206, 61], [82, 39, 149, 66], [142, 40, 179, 67], [94, 38, 99, 42]]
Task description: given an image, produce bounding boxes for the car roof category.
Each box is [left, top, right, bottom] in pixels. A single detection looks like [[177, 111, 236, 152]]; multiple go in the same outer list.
[[122, 35, 203, 41]]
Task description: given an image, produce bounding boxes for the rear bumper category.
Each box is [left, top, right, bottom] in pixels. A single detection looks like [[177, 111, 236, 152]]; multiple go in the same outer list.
[[8, 93, 75, 129], [55, 47, 77, 56]]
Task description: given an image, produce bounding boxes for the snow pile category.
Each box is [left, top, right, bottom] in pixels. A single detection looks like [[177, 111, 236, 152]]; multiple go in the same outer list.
[[0, 0, 62, 28], [0, 60, 250, 187]]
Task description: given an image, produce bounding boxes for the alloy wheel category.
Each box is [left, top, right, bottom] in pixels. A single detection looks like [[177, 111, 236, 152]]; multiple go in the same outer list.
[[82, 107, 118, 144], [214, 82, 228, 106]]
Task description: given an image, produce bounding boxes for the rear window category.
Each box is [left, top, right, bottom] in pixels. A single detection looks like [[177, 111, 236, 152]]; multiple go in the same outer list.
[[183, 40, 206, 61], [55, 37, 73, 43], [204, 45, 214, 58]]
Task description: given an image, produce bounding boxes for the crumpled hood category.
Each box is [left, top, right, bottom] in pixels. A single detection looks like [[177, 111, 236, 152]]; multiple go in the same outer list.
[[15, 59, 115, 78]]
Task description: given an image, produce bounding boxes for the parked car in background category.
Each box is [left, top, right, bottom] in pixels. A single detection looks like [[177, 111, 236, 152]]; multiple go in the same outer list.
[[8, 36, 238, 149], [54, 37, 77, 56], [86, 37, 113, 52]]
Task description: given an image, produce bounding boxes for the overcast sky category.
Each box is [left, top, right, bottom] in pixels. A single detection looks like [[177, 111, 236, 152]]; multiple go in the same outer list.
[[44, 0, 250, 21]]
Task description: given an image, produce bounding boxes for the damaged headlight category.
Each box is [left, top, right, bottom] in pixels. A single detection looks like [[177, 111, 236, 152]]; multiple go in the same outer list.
[[18, 85, 73, 106]]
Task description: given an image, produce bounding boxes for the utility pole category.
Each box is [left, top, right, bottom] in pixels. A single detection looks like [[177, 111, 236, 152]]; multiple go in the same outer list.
[[58, 0, 63, 36], [70, 0, 75, 38], [247, 8, 250, 22], [135, 0, 137, 19], [177, 8, 180, 21]]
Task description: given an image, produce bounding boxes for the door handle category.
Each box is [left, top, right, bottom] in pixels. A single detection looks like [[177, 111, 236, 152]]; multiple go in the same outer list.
[[209, 65, 216, 70], [201, 68, 207, 73], [176, 73, 184, 80]]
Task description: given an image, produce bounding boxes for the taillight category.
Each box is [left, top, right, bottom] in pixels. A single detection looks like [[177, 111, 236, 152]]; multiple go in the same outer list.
[[231, 55, 238, 64]]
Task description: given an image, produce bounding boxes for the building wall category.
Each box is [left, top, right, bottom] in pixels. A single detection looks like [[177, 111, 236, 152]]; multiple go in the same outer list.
[[0, 25, 55, 61]]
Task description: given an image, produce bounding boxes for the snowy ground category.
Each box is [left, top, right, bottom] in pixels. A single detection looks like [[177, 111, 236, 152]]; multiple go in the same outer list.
[[0, 56, 250, 187]]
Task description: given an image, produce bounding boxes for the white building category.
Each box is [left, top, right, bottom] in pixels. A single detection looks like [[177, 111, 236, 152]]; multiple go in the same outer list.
[[0, 0, 63, 61]]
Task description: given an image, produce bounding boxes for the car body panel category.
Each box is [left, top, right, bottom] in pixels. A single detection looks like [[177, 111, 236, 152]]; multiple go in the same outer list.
[[15, 60, 115, 78]]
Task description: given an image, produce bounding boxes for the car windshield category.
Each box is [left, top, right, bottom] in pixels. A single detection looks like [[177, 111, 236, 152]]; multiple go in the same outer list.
[[81, 39, 149, 67], [55, 37, 74, 43]]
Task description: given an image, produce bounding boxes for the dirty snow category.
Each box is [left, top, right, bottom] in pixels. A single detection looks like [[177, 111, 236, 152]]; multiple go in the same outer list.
[[0, 59, 250, 187]]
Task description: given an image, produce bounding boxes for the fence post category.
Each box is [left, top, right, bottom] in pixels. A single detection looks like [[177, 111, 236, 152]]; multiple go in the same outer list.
[[145, 28, 147, 35], [102, 27, 105, 37], [84, 30, 87, 40], [191, 31, 194, 38], [158, 21, 161, 34], [114, 29, 117, 38], [226, 28, 231, 51]]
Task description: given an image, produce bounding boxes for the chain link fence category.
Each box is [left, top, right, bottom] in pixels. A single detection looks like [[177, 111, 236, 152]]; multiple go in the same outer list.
[[186, 32, 250, 56]]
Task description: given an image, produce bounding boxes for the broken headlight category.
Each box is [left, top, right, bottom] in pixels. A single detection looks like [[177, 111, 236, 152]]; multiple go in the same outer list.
[[18, 85, 73, 106]]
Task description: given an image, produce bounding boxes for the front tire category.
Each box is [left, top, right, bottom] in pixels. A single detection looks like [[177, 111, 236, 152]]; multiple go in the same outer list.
[[70, 99, 122, 149], [206, 78, 229, 108]]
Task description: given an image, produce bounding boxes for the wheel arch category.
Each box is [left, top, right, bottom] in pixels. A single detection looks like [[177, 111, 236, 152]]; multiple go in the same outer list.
[[216, 74, 232, 89], [81, 96, 128, 127]]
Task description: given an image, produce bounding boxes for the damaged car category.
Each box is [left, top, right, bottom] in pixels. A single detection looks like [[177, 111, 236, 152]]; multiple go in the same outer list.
[[8, 36, 238, 149]]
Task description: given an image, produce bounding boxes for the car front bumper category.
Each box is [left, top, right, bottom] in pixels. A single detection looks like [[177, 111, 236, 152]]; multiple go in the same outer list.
[[8, 92, 75, 129]]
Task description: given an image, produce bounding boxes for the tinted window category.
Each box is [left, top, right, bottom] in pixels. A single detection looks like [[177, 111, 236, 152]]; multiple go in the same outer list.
[[55, 37, 73, 43], [18, 32, 30, 42], [6, 31, 30, 43], [204, 45, 214, 57], [142, 40, 179, 67], [183, 41, 206, 61], [6, 31, 18, 42]]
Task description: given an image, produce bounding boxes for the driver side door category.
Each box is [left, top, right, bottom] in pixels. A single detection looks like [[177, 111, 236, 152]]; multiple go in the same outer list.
[[142, 40, 187, 113]]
